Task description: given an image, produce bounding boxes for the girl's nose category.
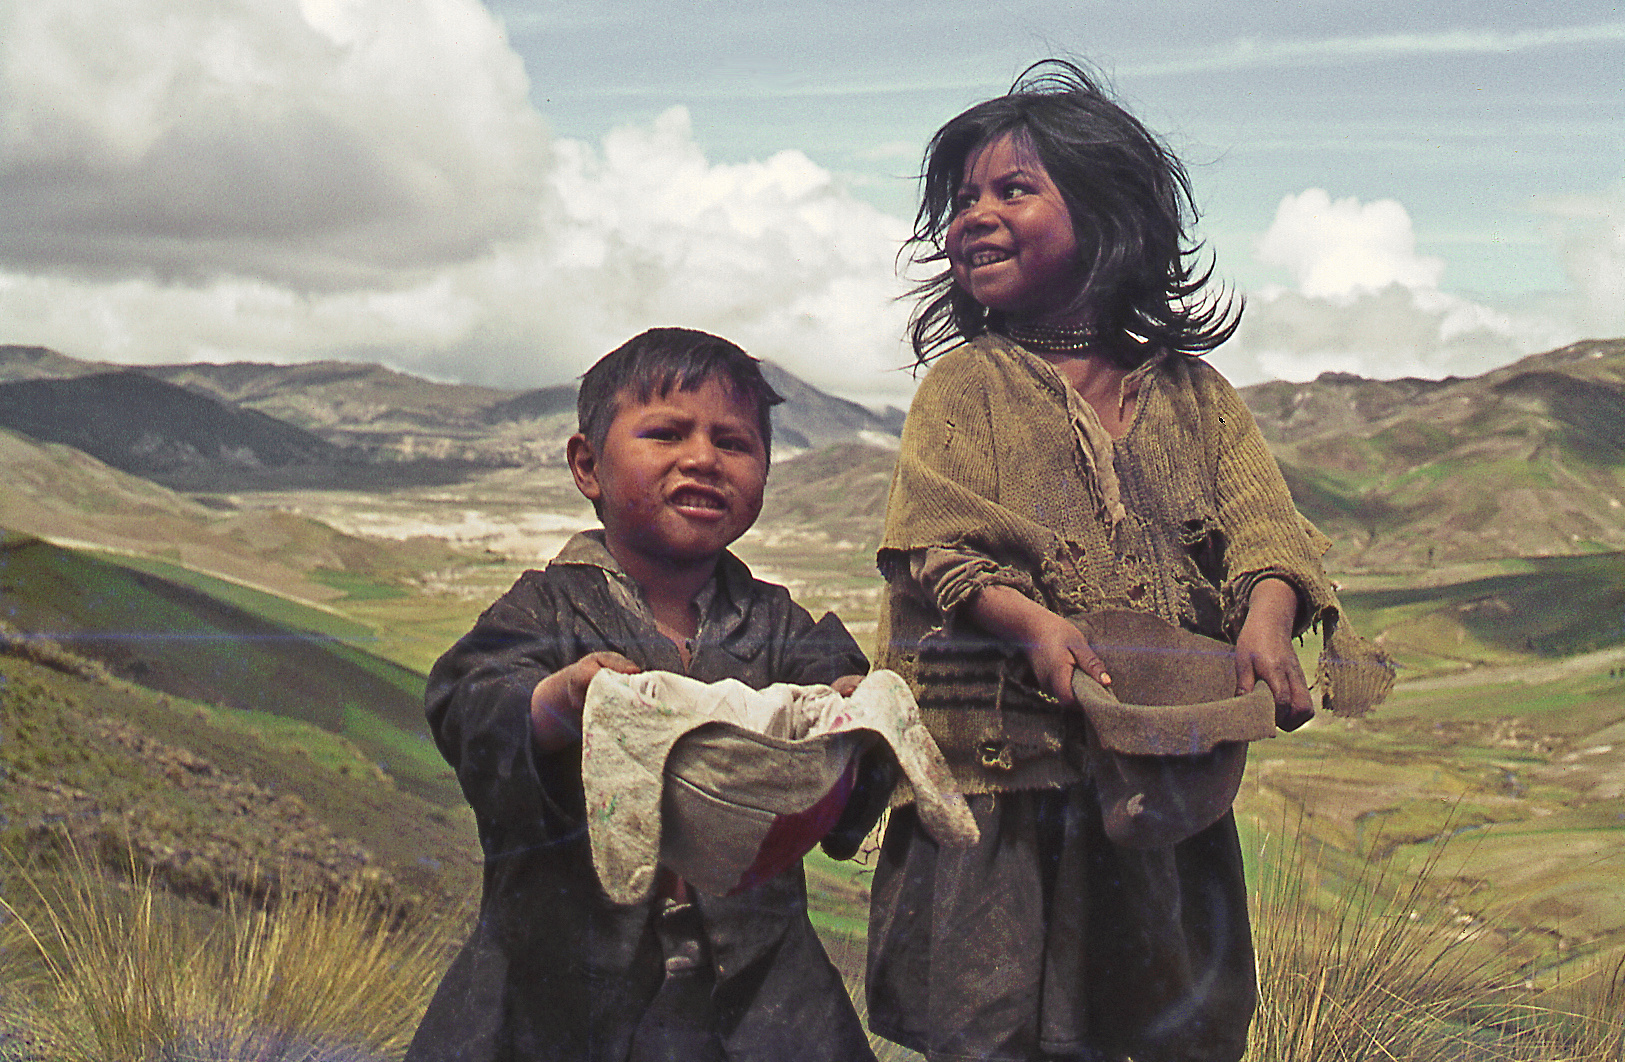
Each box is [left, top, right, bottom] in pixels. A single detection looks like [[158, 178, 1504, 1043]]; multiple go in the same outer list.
[[960, 194, 997, 229]]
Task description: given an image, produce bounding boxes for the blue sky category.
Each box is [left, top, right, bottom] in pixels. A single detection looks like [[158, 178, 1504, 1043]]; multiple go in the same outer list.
[[0, 0, 1619, 405]]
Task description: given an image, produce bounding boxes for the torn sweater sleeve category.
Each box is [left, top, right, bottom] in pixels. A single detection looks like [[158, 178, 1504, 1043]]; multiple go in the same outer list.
[[909, 545, 1041, 618], [1198, 369, 1339, 639]]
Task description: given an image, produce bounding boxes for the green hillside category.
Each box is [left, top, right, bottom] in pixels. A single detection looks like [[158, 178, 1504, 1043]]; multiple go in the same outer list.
[[0, 528, 456, 806], [1338, 551, 1625, 678]]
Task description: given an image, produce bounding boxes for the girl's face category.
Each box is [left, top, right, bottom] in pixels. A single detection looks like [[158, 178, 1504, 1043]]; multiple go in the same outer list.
[[946, 133, 1085, 325]]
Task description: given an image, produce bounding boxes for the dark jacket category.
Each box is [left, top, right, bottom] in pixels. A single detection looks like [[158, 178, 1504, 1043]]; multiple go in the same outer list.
[[407, 532, 874, 1062]]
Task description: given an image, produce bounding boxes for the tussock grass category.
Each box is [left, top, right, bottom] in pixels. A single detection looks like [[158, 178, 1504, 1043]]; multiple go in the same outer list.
[[1246, 817, 1530, 1062], [0, 841, 464, 1062], [1245, 813, 1625, 1062], [5, 823, 1620, 1062]]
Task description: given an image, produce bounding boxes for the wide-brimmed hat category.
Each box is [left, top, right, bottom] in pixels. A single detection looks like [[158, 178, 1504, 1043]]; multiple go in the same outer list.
[[582, 670, 976, 904], [1069, 610, 1277, 848]]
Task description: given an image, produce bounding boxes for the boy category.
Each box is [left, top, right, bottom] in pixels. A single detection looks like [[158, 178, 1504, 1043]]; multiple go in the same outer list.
[[406, 328, 878, 1062]]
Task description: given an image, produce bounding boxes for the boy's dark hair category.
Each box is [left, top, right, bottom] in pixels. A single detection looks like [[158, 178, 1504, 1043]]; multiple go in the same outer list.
[[906, 59, 1241, 368], [577, 327, 783, 463]]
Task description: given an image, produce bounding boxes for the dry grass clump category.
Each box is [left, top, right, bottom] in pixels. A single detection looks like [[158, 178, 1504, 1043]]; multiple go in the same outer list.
[[1246, 815, 1625, 1062], [0, 840, 466, 1062], [1526, 953, 1625, 1062]]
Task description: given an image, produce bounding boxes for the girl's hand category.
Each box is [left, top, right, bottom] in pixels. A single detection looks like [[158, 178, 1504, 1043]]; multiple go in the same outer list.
[[1236, 577, 1313, 730], [969, 584, 1111, 706], [530, 651, 641, 750]]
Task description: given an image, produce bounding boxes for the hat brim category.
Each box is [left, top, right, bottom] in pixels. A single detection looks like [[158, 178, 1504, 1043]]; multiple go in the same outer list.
[[1069, 610, 1276, 848]]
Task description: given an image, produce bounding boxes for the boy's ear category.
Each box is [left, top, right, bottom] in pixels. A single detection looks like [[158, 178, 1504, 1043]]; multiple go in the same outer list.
[[566, 433, 602, 502]]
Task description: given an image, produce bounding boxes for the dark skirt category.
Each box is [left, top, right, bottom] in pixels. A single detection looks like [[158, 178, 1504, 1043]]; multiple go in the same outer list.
[[865, 786, 1256, 1062]]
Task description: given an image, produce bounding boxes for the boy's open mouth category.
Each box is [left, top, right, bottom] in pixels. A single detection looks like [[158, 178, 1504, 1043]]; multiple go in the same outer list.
[[670, 485, 727, 512]]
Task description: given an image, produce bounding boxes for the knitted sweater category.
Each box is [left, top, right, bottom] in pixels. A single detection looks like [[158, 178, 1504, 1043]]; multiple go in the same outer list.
[[876, 334, 1392, 794]]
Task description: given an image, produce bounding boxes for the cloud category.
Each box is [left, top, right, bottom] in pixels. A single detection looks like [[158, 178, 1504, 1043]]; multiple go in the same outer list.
[[0, 0, 551, 289], [1128, 21, 1625, 76], [405, 106, 916, 400], [0, 0, 917, 404], [1254, 189, 1444, 301], [1210, 188, 1568, 385], [1540, 183, 1625, 338]]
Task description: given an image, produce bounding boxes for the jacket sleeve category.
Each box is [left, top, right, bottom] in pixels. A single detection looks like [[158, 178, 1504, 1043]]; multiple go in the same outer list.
[[425, 573, 582, 837], [767, 596, 870, 686]]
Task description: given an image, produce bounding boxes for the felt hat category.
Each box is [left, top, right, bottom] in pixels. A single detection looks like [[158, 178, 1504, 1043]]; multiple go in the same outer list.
[[582, 670, 977, 905], [659, 724, 862, 897], [1068, 610, 1278, 849]]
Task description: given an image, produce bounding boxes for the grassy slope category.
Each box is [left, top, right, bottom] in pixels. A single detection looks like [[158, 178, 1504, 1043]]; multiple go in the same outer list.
[[1241, 655, 1625, 979], [0, 529, 459, 807], [0, 650, 480, 912]]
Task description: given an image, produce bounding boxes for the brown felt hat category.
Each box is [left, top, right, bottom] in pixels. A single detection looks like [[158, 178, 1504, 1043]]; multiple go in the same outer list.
[[1069, 610, 1277, 849]]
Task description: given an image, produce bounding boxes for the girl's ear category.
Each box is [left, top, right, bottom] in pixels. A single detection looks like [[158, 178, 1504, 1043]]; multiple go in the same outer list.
[[566, 433, 602, 501]]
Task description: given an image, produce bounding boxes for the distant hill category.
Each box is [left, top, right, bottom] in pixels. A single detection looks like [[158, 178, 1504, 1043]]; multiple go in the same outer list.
[[0, 371, 353, 486], [0, 343, 121, 381], [0, 346, 907, 475], [0, 425, 472, 608], [759, 362, 905, 451], [1241, 337, 1625, 571], [7, 336, 1625, 572]]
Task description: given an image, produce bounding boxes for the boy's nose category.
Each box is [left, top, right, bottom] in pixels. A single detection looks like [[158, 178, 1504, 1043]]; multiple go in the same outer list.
[[677, 436, 721, 470]]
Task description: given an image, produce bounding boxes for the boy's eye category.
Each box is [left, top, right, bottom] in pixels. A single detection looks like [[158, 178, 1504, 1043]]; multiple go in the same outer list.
[[716, 435, 756, 454]]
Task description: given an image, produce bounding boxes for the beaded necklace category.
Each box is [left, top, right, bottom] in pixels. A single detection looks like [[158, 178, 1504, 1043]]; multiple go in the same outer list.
[[1003, 321, 1099, 352]]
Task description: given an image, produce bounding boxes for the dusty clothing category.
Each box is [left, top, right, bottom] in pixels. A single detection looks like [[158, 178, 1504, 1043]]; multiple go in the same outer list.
[[408, 531, 875, 1062], [867, 336, 1390, 1062]]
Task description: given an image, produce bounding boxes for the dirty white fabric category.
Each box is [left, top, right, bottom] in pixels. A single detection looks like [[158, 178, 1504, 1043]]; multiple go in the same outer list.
[[582, 669, 977, 905]]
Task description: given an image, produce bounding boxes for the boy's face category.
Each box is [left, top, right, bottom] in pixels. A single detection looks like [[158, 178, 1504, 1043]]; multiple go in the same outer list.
[[569, 375, 767, 573]]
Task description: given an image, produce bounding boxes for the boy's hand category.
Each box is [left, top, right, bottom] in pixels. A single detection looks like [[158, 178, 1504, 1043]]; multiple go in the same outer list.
[[1235, 577, 1313, 730], [969, 584, 1110, 706], [530, 651, 641, 750], [831, 674, 864, 697]]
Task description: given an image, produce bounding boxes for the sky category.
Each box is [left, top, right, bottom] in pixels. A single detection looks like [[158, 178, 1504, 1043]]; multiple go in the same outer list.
[[0, 0, 1621, 408]]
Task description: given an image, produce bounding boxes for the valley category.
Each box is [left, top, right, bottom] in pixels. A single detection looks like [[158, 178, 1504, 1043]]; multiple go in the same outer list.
[[3, 337, 1625, 1046]]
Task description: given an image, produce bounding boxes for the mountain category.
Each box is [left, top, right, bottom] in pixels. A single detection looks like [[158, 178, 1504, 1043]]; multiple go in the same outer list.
[[7, 337, 1625, 573], [0, 343, 121, 381], [0, 371, 353, 487], [140, 359, 530, 466], [0, 346, 906, 475], [1240, 337, 1625, 572], [759, 362, 905, 451]]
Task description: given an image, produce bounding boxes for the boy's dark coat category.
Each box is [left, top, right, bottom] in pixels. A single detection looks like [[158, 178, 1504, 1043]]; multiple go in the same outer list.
[[407, 532, 874, 1062]]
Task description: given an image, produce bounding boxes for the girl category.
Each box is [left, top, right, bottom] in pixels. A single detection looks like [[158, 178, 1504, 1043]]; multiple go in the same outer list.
[[866, 61, 1392, 1062]]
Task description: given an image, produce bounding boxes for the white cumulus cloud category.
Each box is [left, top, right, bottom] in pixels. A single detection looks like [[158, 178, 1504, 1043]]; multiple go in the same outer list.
[[0, 0, 917, 405], [1212, 188, 1569, 385], [1254, 189, 1444, 301], [0, 0, 550, 288], [1541, 182, 1625, 338]]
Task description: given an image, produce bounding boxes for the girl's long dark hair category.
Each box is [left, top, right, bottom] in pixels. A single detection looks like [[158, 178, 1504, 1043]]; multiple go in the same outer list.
[[906, 60, 1241, 367]]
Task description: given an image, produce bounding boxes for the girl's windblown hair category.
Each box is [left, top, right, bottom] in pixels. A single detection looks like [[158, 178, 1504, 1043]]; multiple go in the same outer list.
[[906, 59, 1241, 366]]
